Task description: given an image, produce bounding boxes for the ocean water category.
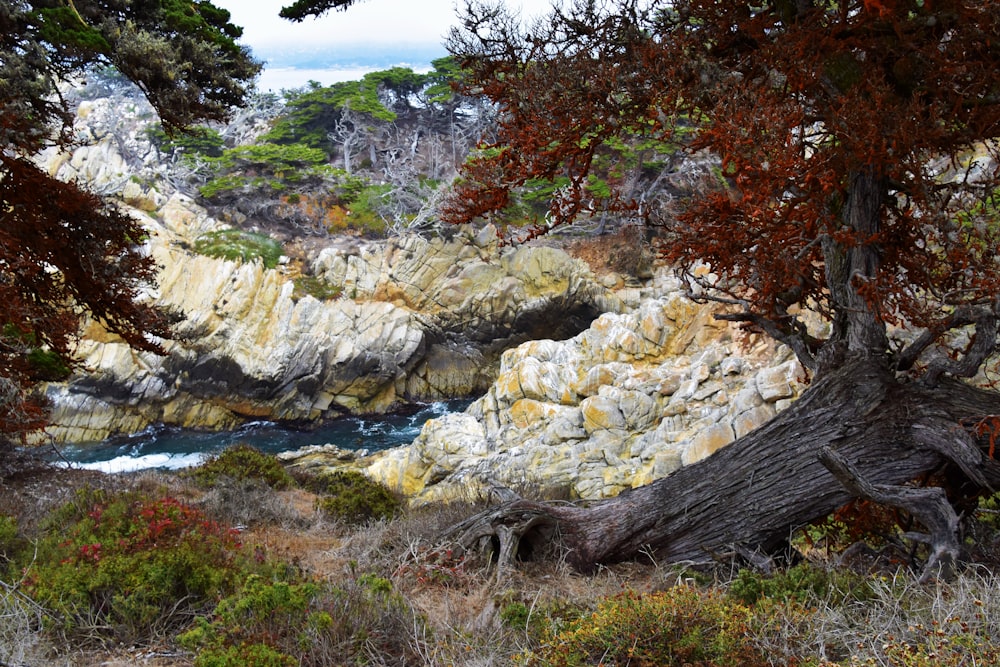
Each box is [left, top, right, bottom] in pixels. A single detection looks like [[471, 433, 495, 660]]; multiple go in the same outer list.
[[51, 400, 471, 473]]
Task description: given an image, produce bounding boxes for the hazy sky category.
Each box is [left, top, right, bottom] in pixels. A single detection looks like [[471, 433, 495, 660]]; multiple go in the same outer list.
[[213, 0, 553, 50]]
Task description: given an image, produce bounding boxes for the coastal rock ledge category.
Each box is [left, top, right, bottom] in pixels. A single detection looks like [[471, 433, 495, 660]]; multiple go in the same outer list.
[[42, 201, 618, 443], [283, 270, 809, 503]]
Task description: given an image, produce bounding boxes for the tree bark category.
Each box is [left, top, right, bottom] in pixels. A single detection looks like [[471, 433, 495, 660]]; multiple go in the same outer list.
[[443, 359, 1000, 574]]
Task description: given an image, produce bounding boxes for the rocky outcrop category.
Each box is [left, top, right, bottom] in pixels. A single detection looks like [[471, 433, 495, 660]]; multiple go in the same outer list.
[[33, 84, 619, 444], [284, 271, 810, 503], [42, 81, 803, 504], [42, 194, 616, 442]]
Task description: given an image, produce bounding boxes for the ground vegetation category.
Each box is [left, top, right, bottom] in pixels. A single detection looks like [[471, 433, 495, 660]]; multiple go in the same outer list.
[[3, 462, 1000, 664]]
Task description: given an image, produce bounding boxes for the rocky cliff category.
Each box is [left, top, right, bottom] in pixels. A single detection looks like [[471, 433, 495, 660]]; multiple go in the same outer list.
[[284, 270, 810, 502], [42, 202, 617, 442], [41, 82, 811, 504], [36, 85, 620, 443]]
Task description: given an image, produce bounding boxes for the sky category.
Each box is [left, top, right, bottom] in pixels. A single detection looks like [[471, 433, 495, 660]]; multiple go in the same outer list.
[[213, 0, 554, 90]]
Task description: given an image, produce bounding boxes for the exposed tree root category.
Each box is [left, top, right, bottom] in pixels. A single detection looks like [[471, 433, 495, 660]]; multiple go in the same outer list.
[[440, 360, 1000, 579]]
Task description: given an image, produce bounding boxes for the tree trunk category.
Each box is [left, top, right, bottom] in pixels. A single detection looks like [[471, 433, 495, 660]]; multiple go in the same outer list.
[[444, 359, 1000, 576]]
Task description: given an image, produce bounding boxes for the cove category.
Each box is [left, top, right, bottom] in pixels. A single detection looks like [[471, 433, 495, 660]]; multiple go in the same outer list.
[[50, 400, 471, 473]]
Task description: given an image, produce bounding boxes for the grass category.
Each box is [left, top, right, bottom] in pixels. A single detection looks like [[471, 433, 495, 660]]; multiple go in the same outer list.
[[3, 462, 1000, 665]]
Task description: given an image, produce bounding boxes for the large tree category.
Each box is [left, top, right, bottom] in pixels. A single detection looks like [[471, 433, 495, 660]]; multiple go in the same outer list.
[[435, 0, 1000, 578], [0, 1, 259, 441]]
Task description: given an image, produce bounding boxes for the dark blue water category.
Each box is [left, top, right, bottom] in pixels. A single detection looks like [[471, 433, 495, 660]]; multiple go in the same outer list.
[[52, 400, 471, 473]]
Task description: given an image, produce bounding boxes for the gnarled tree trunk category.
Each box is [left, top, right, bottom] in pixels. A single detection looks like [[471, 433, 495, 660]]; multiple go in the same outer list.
[[444, 359, 1000, 577]]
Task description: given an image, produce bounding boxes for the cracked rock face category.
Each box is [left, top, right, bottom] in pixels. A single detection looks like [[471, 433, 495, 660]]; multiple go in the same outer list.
[[41, 198, 615, 443], [316, 271, 812, 503], [34, 85, 618, 445]]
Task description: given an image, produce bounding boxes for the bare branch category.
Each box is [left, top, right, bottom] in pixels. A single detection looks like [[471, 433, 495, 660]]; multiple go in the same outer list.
[[713, 310, 819, 371], [819, 446, 960, 582], [899, 303, 1000, 386]]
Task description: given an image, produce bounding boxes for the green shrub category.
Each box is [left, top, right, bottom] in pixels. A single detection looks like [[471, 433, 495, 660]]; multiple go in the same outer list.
[[0, 514, 19, 568], [338, 182, 391, 236], [728, 562, 874, 607], [304, 470, 401, 524], [21, 488, 246, 644], [184, 444, 294, 490], [180, 572, 427, 667], [26, 348, 71, 381], [148, 124, 226, 159], [190, 643, 296, 667], [292, 275, 342, 302], [498, 597, 563, 644], [192, 229, 284, 269], [197, 143, 336, 200], [523, 586, 782, 667]]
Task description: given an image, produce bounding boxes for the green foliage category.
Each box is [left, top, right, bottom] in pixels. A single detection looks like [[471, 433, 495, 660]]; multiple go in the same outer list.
[[198, 143, 335, 199], [0, 515, 19, 567], [728, 562, 874, 607], [498, 596, 564, 643], [423, 56, 465, 106], [264, 77, 397, 152], [26, 348, 71, 381], [304, 471, 402, 524], [856, 628, 1000, 667], [292, 275, 343, 302], [184, 444, 294, 490], [35, 7, 112, 53], [180, 572, 426, 667], [190, 642, 296, 667], [21, 488, 245, 644], [338, 182, 392, 235], [976, 489, 1000, 531], [211, 143, 329, 172], [523, 586, 782, 667], [192, 230, 284, 269], [149, 124, 226, 159]]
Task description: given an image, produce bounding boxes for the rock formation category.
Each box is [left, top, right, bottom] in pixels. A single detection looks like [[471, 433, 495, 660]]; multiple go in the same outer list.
[[285, 270, 810, 503], [42, 81, 808, 503], [30, 83, 622, 444]]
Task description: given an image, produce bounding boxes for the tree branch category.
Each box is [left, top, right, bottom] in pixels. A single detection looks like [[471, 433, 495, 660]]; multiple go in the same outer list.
[[898, 303, 999, 386], [819, 446, 960, 582], [713, 310, 819, 371]]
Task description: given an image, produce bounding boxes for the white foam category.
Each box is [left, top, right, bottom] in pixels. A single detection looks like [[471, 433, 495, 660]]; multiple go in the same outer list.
[[67, 452, 206, 474]]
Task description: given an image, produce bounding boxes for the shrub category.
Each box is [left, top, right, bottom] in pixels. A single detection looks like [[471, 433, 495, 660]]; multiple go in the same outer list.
[[148, 124, 225, 159], [26, 348, 71, 381], [0, 514, 17, 563], [192, 229, 284, 269], [184, 444, 294, 490], [304, 470, 401, 524], [197, 143, 337, 200], [180, 572, 428, 667], [292, 275, 342, 302], [523, 585, 784, 667], [21, 487, 246, 644], [728, 562, 874, 607], [189, 642, 296, 667]]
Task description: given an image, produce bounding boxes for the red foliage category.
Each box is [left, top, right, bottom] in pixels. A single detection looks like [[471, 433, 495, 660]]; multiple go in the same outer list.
[[446, 0, 1000, 376], [0, 154, 170, 439]]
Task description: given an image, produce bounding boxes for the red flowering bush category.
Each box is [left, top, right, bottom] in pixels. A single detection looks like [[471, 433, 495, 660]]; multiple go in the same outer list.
[[23, 487, 247, 644]]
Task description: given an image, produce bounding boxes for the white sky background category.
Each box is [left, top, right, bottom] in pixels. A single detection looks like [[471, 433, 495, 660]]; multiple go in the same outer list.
[[213, 0, 554, 89]]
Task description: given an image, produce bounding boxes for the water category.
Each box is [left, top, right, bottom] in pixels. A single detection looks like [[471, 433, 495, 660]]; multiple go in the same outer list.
[[51, 400, 471, 474]]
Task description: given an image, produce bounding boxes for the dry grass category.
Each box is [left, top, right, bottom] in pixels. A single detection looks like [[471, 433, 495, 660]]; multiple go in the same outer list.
[[3, 465, 1000, 666]]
